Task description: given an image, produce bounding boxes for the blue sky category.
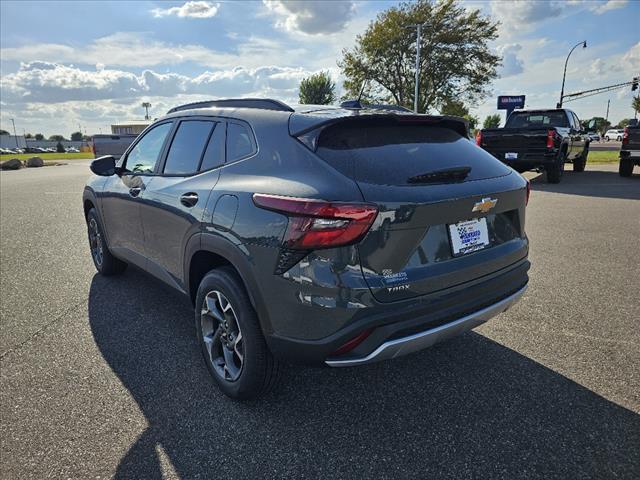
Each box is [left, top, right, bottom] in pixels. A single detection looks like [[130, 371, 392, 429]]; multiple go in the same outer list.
[[1, 0, 638, 136]]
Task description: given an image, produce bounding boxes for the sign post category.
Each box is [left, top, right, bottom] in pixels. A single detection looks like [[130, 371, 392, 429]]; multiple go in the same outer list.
[[497, 95, 525, 121]]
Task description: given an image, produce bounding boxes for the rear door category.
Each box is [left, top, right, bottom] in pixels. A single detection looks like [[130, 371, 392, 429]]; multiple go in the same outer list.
[[141, 118, 226, 287], [314, 118, 528, 302]]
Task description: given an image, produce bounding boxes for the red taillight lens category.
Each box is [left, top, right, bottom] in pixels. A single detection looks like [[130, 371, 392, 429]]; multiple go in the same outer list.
[[331, 328, 374, 356], [622, 127, 629, 145], [253, 194, 378, 250], [525, 180, 531, 206], [546, 129, 555, 149], [475, 130, 483, 146]]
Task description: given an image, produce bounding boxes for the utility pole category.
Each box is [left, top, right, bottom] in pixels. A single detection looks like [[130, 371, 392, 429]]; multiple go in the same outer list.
[[10, 118, 19, 148], [407, 24, 423, 113], [605, 99, 610, 129], [142, 102, 152, 120]]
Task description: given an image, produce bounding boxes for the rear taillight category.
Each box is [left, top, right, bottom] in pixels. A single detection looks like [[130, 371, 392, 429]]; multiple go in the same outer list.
[[475, 130, 483, 146], [622, 127, 629, 145], [525, 180, 531, 206], [546, 129, 555, 149], [252, 194, 378, 250]]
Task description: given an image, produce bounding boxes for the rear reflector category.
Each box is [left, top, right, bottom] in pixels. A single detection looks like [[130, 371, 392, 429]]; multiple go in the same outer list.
[[475, 130, 483, 146], [253, 194, 378, 250], [331, 329, 374, 356], [622, 127, 629, 145]]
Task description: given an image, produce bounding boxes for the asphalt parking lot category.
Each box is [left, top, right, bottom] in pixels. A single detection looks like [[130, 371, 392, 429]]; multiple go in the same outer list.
[[1, 161, 639, 479]]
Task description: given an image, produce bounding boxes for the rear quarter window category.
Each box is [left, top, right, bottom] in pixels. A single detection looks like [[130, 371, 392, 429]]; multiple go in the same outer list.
[[315, 121, 511, 186]]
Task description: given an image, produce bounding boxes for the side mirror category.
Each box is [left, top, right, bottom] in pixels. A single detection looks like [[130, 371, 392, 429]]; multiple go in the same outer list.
[[586, 119, 597, 132], [90, 155, 117, 176]]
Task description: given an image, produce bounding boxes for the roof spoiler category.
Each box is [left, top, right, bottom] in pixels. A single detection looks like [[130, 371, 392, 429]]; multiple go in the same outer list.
[[167, 98, 294, 114]]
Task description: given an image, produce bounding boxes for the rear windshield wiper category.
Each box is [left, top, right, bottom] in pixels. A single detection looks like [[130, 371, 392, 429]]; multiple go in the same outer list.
[[407, 166, 471, 184]]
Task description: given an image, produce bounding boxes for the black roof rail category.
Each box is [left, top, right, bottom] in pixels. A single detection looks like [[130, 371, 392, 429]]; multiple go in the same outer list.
[[167, 98, 294, 114]]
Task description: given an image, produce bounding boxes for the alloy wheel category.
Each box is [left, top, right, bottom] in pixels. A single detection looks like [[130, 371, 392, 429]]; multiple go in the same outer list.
[[88, 218, 104, 267], [200, 290, 244, 382]]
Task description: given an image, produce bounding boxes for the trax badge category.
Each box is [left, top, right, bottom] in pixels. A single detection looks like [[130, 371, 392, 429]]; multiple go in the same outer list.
[[472, 197, 498, 213]]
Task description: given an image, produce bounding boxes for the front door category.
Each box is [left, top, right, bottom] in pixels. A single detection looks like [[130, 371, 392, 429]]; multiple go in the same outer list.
[[101, 121, 174, 268]]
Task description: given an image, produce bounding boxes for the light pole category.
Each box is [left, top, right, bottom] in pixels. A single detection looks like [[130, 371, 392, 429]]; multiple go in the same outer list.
[[10, 118, 19, 148], [142, 102, 151, 120], [407, 24, 426, 113], [558, 40, 587, 108]]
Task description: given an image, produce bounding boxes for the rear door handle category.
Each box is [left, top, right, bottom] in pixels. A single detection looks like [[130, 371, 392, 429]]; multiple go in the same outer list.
[[180, 192, 199, 208], [129, 187, 142, 198]]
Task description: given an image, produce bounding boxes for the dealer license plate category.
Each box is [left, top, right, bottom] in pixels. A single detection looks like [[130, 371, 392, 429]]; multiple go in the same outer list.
[[505, 152, 518, 160], [448, 218, 490, 256]]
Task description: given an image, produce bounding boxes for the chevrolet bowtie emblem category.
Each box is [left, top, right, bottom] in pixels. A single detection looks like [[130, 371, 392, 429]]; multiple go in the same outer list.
[[472, 197, 498, 213]]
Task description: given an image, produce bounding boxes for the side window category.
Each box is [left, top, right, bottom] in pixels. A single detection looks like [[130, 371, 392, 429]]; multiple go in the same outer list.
[[200, 122, 226, 171], [573, 113, 582, 131], [125, 122, 172, 174], [227, 122, 255, 161], [567, 112, 577, 130], [164, 120, 214, 175]]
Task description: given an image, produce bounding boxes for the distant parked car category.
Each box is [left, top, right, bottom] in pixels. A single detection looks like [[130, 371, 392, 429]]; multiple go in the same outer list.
[[604, 129, 624, 141], [66, 147, 80, 153], [587, 132, 601, 142]]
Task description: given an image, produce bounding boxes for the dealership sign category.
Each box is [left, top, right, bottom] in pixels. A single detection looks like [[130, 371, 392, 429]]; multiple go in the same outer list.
[[497, 95, 525, 110]]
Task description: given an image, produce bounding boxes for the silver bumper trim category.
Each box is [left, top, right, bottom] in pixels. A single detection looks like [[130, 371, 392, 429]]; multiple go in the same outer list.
[[325, 285, 528, 367]]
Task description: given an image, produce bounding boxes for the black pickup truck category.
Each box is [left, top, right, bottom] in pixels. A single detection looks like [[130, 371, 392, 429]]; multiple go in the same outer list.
[[476, 108, 590, 183], [619, 122, 640, 177]]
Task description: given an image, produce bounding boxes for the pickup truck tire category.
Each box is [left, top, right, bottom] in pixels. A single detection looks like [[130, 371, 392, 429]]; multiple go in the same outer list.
[[573, 148, 588, 172], [546, 151, 566, 183], [86, 208, 127, 276], [195, 266, 281, 400], [619, 157, 634, 177]]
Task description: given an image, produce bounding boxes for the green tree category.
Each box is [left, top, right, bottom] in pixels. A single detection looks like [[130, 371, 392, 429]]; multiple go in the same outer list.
[[56, 141, 65, 153], [440, 98, 477, 134], [483, 114, 501, 129], [70, 131, 83, 141], [34, 133, 44, 141], [633, 96, 640, 117], [339, 0, 500, 112], [616, 119, 631, 129], [49, 134, 66, 141], [299, 71, 336, 105], [24, 133, 33, 139], [0, 129, 9, 135]]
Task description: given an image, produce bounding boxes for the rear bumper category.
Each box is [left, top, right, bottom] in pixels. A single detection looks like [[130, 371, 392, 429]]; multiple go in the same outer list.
[[325, 284, 527, 367], [266, 257, 529, 365]]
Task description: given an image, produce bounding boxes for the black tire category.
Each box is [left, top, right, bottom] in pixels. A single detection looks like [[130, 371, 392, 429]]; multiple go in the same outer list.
[[573, 147, 588, 172], [605, 136, 610, 141], [619, 157, 634, 177], [195, 266, 281, 400], [86, 208, 127, 275], [546, 150, 566, 184]]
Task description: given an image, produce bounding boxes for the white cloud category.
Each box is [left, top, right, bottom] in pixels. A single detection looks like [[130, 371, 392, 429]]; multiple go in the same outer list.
[[0, 61, 314, 105], [621, 42, 640, 74], [497, 44, 524, 77], [263, 0, 356, 34], [490, 1, 565, 35], [152, 1, 220, 18], [0, 32, 309, 70], [588, 0, 628, 14]]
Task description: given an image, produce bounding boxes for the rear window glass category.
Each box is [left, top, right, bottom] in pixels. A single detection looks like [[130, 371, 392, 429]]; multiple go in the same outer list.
[[227, 123, 254, 161], [315, 121, 511, 186], [200, 122, 226, 171], [164, 120, 214, 174], [506, 111, 569, 128]]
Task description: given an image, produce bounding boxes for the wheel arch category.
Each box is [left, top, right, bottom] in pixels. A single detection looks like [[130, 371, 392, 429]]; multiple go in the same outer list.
[[184, 233, 272, 335]]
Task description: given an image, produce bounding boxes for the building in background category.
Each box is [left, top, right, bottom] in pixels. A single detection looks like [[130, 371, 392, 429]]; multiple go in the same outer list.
[[0, 135, 27, 149], [110, 121, 150, 135]]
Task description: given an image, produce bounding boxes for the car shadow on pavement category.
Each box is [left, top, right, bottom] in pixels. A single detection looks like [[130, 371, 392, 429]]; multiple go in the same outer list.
[[528, 169, 640, 200], [88, 271, 640, 479]]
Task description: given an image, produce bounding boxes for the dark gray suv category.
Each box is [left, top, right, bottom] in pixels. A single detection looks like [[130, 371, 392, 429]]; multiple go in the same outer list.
[[83, 99, 530, 400]]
